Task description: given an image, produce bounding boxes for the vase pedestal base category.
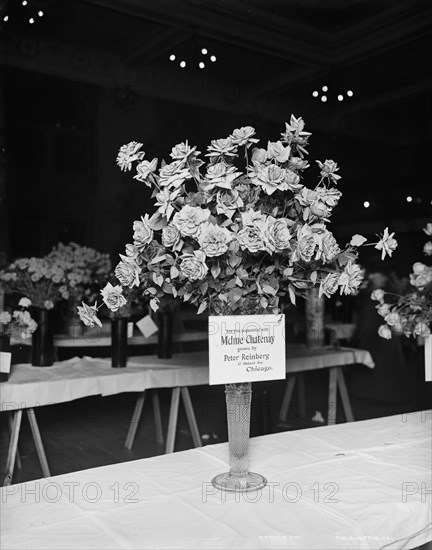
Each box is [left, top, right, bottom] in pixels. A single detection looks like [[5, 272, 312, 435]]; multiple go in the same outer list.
[[211, 471, 267, 492]]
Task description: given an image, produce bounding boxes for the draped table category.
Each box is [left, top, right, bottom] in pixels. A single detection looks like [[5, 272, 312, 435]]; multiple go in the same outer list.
[[1, 346, 374, 485], [1, 411, 430, 550]]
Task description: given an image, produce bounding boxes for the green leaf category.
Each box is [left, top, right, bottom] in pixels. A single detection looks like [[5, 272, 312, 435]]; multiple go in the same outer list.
[[150, 299, 159, 312], [211, 264, 221, 278], [228, 288, 243, 304], [146, 287, 157, 296], [197, 301, 208, 314], [288, 284, 296, 305], [199, 281, 208, 294], [148, 212, 167, 230], [262, 284, 276, 295], [150, 255, 166, 265], [170, 266, 179, 279]]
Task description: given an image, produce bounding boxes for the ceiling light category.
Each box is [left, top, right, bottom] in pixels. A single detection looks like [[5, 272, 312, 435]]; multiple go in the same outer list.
[[201, 48, 208, 55], [199, 62, 205, 69], [210, 55, 216, 62], [29, 17, 34, 23], [321, 95, 327, 102], [406, 196, 413, 203], [322, 85, 328, 92], [3, 15, 8, 22], [363, 201, 370, 208], [347, 90, 353, 97], [337, 94, 344, 101], [169, 54, 176, 61], [38, 10, 44, 17], [312, 91, 318, 97], [180, 61, 186, 68], [22, 0, 28, 5]]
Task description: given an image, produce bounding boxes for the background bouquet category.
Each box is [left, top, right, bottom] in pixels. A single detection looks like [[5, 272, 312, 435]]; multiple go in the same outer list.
[[0, 256, 72, 310], [373, 222, 432, 339], [79, 115, 397, 327], [47, 242, 112, 306], [0, 297, 38, 340]]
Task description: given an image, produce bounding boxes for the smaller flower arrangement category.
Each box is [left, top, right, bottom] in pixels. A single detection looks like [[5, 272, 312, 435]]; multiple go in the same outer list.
[[373, 222, 432, 339], [77, 282, 139, 328], [0, 298, 38, 340], [0, 257, 72, 309]]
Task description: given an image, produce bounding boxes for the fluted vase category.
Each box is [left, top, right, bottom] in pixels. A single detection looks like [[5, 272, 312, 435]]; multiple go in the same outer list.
[[210, 300, 267, 493]]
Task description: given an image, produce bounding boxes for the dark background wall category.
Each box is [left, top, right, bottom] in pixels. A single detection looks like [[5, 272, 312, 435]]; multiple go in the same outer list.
[[1, 0, 431, 277]]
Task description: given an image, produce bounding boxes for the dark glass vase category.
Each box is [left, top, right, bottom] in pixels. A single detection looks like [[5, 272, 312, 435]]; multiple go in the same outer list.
[[31, 308, 54, 366], [157, 312, 172, 359], [111, 318, 128, 368], [0, 334, 11, 382]]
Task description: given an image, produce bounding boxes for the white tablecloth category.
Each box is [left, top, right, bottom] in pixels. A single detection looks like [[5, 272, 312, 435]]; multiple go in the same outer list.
[[0, 347, 374, 410], [1, 411, 430, 549]]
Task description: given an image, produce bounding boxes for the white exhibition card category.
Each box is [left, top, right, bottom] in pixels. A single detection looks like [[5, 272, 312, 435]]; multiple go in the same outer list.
[[0, 351, 11, 374], [136, 315, 159, 338], [208, 314, 286, 385], [425, 335, 431, 382]]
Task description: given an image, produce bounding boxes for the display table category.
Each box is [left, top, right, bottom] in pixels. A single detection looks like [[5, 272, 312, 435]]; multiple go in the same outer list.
[[1, 411, 430, 550], [1, 347, 374, 485]]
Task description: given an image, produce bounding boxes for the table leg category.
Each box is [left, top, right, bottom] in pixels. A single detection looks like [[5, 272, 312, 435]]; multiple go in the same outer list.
[[279, 375, 297, 423], [328, 367, 338, 425], [125, 391, 146, 450], [165, 387, 181, 454], [151, 390, 164, 445], [7, 415, 22, 469], [3, 410, 23, 486], [297, 373, 306, 420], [180, 387, 202, 448], [337, 369, 355, 422], [26, 408, 51, 478]]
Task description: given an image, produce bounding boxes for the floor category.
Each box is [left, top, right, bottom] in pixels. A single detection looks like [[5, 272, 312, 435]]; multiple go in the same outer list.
[[1, 364, 430, 485]]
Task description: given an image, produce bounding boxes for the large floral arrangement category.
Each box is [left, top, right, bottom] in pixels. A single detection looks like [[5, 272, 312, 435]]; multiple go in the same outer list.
[[78, 115, 397, 327], [0, 256, 72, 309], [373, 222, 432, 339], [0, 298, 38, 339]]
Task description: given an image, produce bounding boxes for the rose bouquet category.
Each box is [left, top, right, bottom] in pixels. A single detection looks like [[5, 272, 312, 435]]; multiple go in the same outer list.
[[78, 114, 397, 327], [373, 222, 432, 339]]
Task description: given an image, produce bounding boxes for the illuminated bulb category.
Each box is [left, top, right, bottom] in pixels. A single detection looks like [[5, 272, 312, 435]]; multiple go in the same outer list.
[[29, 17, 34, 23], [22, 0, 27, 5], [347, 90, 353, 97], [406, 196, 413, 203], [210, 55, 216, 62], [169, 54, 176, 61], [363, 201, 370, 208], [199, 62, 205, 69], [180, 61, 186, 68], [38, 10, 44, 17], [201, 48, 208, 55], [337, 94, 344, 101], [312, 91, 318, 97], [321, 95, 327, 102], [3, 15, 8, 22], [322, 85, 328, 92]]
